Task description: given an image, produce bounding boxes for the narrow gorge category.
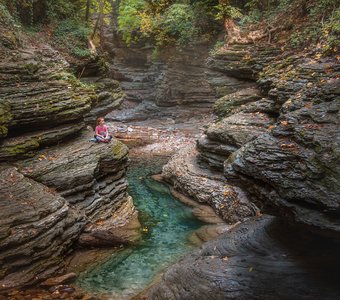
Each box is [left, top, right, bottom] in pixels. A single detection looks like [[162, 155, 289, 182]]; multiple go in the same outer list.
[[0, 1, 339, 299]]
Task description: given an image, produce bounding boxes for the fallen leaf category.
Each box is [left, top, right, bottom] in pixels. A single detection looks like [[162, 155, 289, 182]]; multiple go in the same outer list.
[[38, 154, 47, 161]]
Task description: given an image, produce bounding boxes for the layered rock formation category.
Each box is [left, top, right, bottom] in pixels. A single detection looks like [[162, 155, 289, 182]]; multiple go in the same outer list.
[[102, 25, 216, 107], [0, 25, 137, 291], [0, 165, 85, 290], [162, 144, 258, 223], [225, 55, 340, 239], [149, 44, 340, 298], [147, 215, 340, 300]]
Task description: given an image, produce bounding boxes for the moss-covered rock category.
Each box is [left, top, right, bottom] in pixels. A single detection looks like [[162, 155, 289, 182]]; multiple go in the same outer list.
[[0, 47, 96, 134], [0, 123, 84, 161], [0, 99, 12, 138], [213, 87, 262, 118]]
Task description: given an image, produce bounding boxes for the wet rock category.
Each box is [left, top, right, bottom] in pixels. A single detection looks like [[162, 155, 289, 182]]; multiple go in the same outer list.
[[162, 144, 258, 223], [79, 196, 141, 246], [147, 216, 340, 300], [168, 187, 225, 224], [0, 166, 85, 290]]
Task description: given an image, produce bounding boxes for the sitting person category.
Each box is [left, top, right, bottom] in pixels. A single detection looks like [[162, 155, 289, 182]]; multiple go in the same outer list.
[[95, 117, 112, 143]]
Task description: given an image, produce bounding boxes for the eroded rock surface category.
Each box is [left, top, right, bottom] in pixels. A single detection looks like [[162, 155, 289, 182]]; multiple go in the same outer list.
[[222, 55, 340, 239], [154, 43, 339, 299], [0, 166, 85, 290], [147, 216, 340, 300], [162, 144, 258, 223], [198, 111, 275, 170], [15, 131, 140, 244], [0, 26, 137, 291], [103, 23, 216, 107], [0, 46, 94, 134]]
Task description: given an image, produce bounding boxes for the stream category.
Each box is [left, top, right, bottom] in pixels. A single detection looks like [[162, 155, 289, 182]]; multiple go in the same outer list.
[[77, 157, 205, 299]]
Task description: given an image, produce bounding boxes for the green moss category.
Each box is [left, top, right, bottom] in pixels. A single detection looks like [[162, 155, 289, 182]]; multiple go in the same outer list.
[[0, 126, 8, 137], [0, 267, 7, 279], [111, 141, 128, 159], [5, 139, 40, 157], [0, 100, 12, 138], [24, 62, 40, 74]]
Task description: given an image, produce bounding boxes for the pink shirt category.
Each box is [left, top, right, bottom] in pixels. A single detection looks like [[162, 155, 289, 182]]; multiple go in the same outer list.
[[95, 125, 108, 136]]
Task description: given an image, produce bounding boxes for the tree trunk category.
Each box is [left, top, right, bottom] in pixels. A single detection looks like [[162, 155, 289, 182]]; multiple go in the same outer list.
[[99, 0, 105, 41], [91, 0, 104, 40], [109, 0, 121, 44], [85, 0, 91, 22]]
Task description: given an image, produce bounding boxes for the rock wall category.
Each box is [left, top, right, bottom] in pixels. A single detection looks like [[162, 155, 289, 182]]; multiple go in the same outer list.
[[225, 54, 340, 239], [0, 30, 138, 291], [150, 44, 340, 299], [102, 26, 216, 106]]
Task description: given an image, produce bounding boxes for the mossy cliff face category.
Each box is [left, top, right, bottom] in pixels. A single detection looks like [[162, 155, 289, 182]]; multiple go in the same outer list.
[[0, 22, 137, 292], [0, 99, 12, 138], [0, 47, 95, 133]]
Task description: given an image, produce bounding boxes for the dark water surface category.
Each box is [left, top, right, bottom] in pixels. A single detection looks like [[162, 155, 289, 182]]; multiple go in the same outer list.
[[77, 158, 204, 299]]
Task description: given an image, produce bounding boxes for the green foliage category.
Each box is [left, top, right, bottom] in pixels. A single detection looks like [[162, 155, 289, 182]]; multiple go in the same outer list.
[[288, 0, 339, 55], [307, 0, 339, 54], [321, 9, 340, 54], [118, 0, 220, 47], [156, 4, 197, 46], [214, 2, 242, 21], [241, 0, 291, 23], [0, 2, 17, 26], [209, 40, 224, 55], [45, 0, 83, 21], [0, 2, 21, 48], [118, 0, 145, 45], [53, 20, 92, 58]]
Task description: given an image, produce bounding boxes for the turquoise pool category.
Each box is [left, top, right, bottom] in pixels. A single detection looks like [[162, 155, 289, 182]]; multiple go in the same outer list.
[[77, 158, 204, 298]]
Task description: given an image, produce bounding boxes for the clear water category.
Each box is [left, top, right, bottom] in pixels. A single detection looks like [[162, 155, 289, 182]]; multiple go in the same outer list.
[[77, 158, 204, 299]]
